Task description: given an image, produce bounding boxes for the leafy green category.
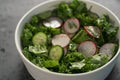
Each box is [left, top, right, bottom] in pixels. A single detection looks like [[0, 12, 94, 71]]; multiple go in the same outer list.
[[55, 0, 89, 21], [61, 53, 109, 73], [43, 60, 59, 68], [70, 0, 98, 26], [96, 15, 119, 42], [56, 2, 73, 20], [21, 28, 33, 47], [58, 62, 71, 73], [38, 26, 49, 34], [38, 26, 62, 36], [38, 10, 52, 19], [50, 28, 61, 36], [24, 23, 38, 34], [63, 52, 85, 63], [22, 47, 33, 60], [68, 42, 77, 52], [30, 15, 39, 25], [58, 52, 85, 73], [80, 54, 109, 72], [72, 29, 90, 43], [31, 55, 49, 67], [87, 12, 99, 19], [70, 62, 85, 70], [29, 44, 48, 54], [76, 13, 98, 26], [70, 0, 88, 15]]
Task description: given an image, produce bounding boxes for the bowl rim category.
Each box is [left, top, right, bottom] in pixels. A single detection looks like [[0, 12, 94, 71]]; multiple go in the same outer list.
[[15, 0, 120, 76]]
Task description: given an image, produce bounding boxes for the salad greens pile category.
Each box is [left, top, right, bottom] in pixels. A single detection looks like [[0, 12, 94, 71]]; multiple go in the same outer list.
[[21, 0, 119, 74]]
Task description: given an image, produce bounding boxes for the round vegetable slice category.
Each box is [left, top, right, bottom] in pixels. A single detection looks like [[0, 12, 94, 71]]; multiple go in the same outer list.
[[84, 26, 100, 38], [64, 18, 80, 33], [49, 45, 63, 61], [52, 34, 70, 47], [32, 32, 47, 45], [43, 17, 63, 28], [99, 43, 116, 59], [78, 41, 97, 57]]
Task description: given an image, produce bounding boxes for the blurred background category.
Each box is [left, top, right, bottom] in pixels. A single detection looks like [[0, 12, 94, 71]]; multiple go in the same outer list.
[[0, 0, 120, 80]]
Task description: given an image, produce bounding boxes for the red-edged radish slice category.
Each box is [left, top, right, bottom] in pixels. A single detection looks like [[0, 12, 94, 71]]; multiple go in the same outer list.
[[52, 34, 70, 47], [43, 17, 63, 28], [84, 26, 100, 38], [78, 41, 97, 57], [99, 43, 116, 59], [64, 18, 80, 33]]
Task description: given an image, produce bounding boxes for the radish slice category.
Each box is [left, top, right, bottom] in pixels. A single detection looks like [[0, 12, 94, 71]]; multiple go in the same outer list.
[[64, 18, 80, 33], [78, 41, 97, 57], [52, 34, 70, 47], [84, 26, 100, 38], [99, 43, 116, 59], [43, 17, 63, 28]]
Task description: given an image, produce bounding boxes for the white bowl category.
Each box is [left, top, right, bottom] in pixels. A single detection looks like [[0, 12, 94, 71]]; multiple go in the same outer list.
[[15, 0, 120, 80]]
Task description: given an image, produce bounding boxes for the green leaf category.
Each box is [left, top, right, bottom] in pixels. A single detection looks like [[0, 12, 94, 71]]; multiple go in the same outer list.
[[22, 47, 33, 61], [56, 2, 73, 20], [38, 11, 52, 19], [29, 44, 48, 54], [80, 54, 109, 72], [90, 54, 102, 64], [43, 60, 59, 68], [24, 23, 38, 34], [38, 26, 48, 34], [31, 15, 39, 25], [70, 62, 85, 69], [68, 42, 77, 52], [96, 15, 119, 42], [21, 28, 33, 47], [63, 52, 85, 63], [72, 29, 89, 43], [70, 0, 88, 14], [58, 63, 71, 73], [50, 28, 61, 36]]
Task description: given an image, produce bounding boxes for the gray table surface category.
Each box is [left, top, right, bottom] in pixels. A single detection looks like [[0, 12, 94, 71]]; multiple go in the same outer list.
[[0, 0, 120, 80]]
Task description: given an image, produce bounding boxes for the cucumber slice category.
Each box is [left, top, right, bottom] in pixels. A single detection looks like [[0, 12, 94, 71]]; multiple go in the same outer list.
[[32, 32, 47, 45], [49, 45, 63, 61]]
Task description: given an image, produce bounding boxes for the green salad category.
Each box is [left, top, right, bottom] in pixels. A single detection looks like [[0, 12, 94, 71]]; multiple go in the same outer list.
[[21, 0, 119, 74]]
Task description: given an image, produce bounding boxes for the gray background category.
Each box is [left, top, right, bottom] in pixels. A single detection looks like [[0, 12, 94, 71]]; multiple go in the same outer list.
[[0, 0, 120, 80]]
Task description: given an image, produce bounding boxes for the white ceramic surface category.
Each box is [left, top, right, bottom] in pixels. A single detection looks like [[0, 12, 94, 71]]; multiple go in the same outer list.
[[15, 0, 120, 80]]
